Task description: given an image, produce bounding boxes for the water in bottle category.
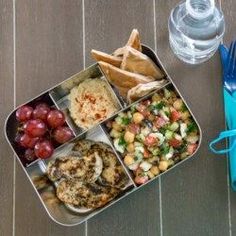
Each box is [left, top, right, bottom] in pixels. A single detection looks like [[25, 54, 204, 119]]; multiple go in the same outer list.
[[168, 0, 225, 64]]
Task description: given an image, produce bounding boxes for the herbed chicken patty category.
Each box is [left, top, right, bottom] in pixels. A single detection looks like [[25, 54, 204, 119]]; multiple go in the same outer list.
[[56, 179, 119, 208], [47, 152, 103, 183]]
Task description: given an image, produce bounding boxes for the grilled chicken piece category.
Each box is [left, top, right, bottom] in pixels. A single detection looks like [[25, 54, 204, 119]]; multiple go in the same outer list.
[[47, 152, 103, 183], [88, 144, 129, 189], [72, 139, 94, 156], [56, 179, 119, 209]]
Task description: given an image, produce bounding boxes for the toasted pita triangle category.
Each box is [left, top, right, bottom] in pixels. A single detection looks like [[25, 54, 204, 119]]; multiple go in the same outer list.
[[121, 46, 164, 80], [127, 80, 167, 104], [91, 49, 122, 67], [113, 29, 142, 56], [98, 61, 154, 90], [126, 29, 142, 51]]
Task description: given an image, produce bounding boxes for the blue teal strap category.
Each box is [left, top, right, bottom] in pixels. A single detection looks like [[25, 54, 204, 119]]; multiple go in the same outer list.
[[209, 130, 236, 154]]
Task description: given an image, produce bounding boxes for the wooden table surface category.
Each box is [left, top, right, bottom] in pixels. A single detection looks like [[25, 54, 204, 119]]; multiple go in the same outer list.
[[1, 0, 236, 235]]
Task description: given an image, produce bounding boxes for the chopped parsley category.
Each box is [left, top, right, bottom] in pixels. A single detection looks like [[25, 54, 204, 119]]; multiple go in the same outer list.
[[181, 104, 188, 112], [186, 122, 197, 134], [159, 127, 166, 134], [148, 101, 165, 111], [164, 111, 170, 117], [121, 117, 131, 125], [118, 136, 127, 147], [160, 144, 170, 155], [177, 143, 187, 153]]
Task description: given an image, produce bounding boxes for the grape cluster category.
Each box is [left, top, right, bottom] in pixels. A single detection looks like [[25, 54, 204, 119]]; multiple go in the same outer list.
[[15, 103, 74, 161]]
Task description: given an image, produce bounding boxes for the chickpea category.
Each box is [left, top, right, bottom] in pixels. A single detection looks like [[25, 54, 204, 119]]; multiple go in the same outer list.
[[147, 170, 155, 179], [150, 166, 160, 176], [110, 129, 121, 138], [126, 143, 135, 153], [124, 131, 135, 143], [148, 114, 156, 121], [124, 154, 135, 166], [181, 111, 190, 120], [133, 112, 144, 124], [152, 94, 161, 102], [168, 159, 174, 167], [112, 121, 123, 131], [173, 99, 183, 111], [158, 161, 169, 172], [180, 152, 188, 160]]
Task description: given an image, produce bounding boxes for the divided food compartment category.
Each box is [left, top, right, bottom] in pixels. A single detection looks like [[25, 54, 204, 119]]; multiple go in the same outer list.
[[4, 45, 202, 226]]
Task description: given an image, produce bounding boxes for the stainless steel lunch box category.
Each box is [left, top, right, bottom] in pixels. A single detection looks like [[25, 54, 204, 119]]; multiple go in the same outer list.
[[4, 45, 202, 226]]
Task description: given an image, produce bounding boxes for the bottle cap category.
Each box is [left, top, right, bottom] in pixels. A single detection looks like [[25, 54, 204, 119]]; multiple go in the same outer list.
[[186, 0, 215, 19]]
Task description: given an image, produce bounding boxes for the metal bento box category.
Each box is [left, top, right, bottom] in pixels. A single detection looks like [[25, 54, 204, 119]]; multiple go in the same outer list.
[[4, 31, 202, 226]]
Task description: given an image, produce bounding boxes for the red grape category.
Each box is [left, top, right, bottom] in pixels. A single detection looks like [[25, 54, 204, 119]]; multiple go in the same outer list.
[[47, 110, 65, 128], [23, 119, 47, 137], [19, 133, 39, 148], [34, 140, 54, 159], [14, 132, 22, 144], [16, 105, 33, 122], [24, 149, 37, 161], [53, 126, 74, 144], [33, 103, 50, 121]]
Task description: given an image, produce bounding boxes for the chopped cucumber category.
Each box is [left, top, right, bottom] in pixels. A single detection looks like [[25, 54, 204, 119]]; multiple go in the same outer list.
[[180, 123, 187, 138], [134, 141, 144, 147], [114, 138, 126, 153], [151, 148, 160, 156], [165, 146, 174, 159], [169, 122, 179, 131], [165, 130, 173, 140], [136, 133, 145, 142], [135, 146, 145, 153], [159, 110, 170, 121], [164, 88, 171, 98], [134, 150, 143, 161], [140, 161, 152, 171], [115, 116, 123, 125]]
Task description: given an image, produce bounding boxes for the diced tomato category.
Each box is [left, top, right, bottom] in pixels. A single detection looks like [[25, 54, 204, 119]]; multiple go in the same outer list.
[[168, 138, 182, 148], [127, 123, 140, 134], [170, 109, 181, 122], [187, 143, 198, 155], [106, 120, 112, 129], [154, 116, 167, 128], [141, 100, 151, 106], [136, 104, 150, 117], [143, 148, 150, 158], [134, 175, 149, 185], [144, 134, 158, 147]]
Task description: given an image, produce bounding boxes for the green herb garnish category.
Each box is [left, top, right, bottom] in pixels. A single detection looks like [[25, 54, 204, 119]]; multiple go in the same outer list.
[[118, 136, 127, 147], [186, 122, 197, 134], [160, 144, 170, 155], [181, 104, 188, 112], [121, 117, 131, 125], [159, 127, 166, 134], [148, 101, 165, 111]]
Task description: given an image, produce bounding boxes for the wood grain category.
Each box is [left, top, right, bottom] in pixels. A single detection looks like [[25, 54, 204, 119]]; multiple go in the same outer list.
[[15, 1, 85, 235], [1, 0, 235, 235], [155, 0, 229, 235], [222, 0, 236, 235], [84, 1, 160, 235], [0, 0, 14, 235]]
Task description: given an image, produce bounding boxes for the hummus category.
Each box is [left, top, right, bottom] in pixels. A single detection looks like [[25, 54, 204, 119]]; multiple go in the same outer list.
[[69, 78, 118, 129]]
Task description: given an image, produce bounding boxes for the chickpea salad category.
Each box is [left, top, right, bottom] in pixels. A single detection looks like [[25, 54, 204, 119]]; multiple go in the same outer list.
[[106, 87, 200, 185]]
